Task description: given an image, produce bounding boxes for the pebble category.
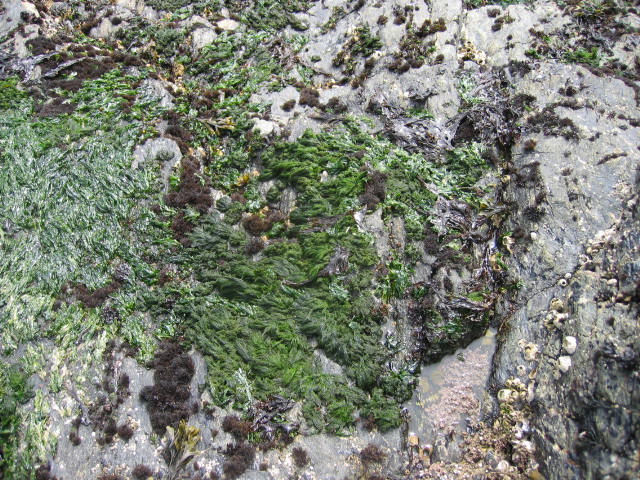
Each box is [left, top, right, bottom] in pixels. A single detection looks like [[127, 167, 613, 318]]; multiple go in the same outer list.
[[217, 19, 240, 31], [557, 356, 572, 373], [563, 336, 577, 355]]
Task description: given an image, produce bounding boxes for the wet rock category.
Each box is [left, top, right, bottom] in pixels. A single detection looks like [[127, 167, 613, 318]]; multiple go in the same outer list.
[[0, 1, 37, 42], [562, 336, 577, 355], [490, 55, 639, 480], [191, 27, 217, 51], [139, 78, 175, 109], [217, 19, 240, 31], [132, 137, 181, 192]]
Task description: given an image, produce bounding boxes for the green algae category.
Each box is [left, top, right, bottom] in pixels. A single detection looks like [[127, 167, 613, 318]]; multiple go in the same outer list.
[[176, 211, 394, 432], [0, 3, 504, 470], [563, 46, 601, 67], [233, 0, 312, 31], [0, 70, 175, 476], [0, 71, 164, 351], [167, 121, 492, 433], [163, 126, 419, 433], [0, 363, 33, 478]]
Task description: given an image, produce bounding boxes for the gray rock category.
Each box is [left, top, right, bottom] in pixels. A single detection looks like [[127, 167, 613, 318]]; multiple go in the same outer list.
[[132, 137, 182, 191], [461, 4, 569, 67], [217, 19, 240, 31], [489, 62, 640, 480], [252, 119, 280, 137], [0, 1, 37, 43], [138, 78, 175, 109], [51, 358, 161, 480], [90, 18, 112, 39], [191, 27, 217, 51]]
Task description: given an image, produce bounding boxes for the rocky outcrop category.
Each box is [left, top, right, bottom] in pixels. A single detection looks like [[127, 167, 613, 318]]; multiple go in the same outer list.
[[0, 1, 638, 479], [488, 58, 639, 480]]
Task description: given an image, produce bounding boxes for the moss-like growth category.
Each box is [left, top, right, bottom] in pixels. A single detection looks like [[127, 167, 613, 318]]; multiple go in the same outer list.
[[360, 444, 386, 465], [222, 415, 253, 441], [281, 99, 296, 111], [0, 364, 33, 478], [131, 465, 154, 480], [222, 442, 256, 479], [117, 423, 134, 441], [292, 447, 310, 467], [299, 87, 321, 108]]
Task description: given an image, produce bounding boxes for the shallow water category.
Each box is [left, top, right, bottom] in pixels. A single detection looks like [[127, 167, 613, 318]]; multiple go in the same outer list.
[[405, 328, 497, 449]]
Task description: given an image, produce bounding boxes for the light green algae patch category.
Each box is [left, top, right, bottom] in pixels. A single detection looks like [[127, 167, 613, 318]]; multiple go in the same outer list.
[[0, 72, 172, 477]]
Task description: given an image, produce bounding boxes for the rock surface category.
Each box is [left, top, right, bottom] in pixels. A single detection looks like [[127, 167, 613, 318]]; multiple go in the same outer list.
[[0, 1, 638, 479]]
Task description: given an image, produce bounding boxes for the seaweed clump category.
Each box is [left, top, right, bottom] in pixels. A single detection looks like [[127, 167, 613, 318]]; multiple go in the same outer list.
[[140, 340, 196, 435], [222, 442, 256, 479], [292, 447, 310, 467], [164, 157, 212, 245], [181, 127, 409, 433], [359, 170, 387, 210], [299, 87, 320, 108], [164, 157, 212, 212], [389, 28, 437, 71], [281, 99, 296, 111], [117, 423, 134, 441], [360, 444, 386, 465], [71, 279, 122, 308], [132, 464, 154, 480], [221, 415, 253, 441], [526, 107, 580, 140]]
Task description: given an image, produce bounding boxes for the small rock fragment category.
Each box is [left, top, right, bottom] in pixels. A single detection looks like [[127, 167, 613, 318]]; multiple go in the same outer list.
[[563, 336, 577, 355], [557, 356, 572, 373], [217, 19, 239, 31], [192, 28, 217, 51]]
